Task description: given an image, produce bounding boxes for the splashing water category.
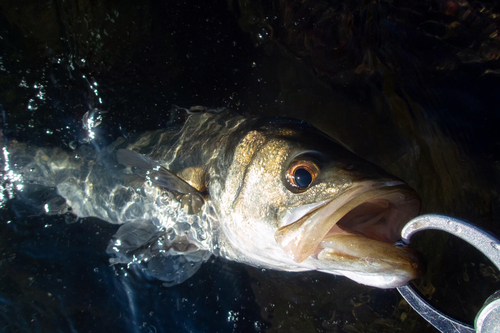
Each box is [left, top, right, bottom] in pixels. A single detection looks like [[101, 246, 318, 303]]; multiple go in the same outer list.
[[0, 146, 24, 208], [82, 109, 106, 142]]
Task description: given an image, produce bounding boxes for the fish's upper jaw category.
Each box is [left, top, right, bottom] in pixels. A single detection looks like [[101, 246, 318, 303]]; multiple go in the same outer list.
[[274, 181, 424, 288]]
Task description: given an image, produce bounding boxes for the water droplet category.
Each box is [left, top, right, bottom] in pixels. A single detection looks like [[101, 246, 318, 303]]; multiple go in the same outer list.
[[27, 99, 38, 110], [19, 78, 28, 88], [37, 88, 46, 100], [256, 25, 273, 43]]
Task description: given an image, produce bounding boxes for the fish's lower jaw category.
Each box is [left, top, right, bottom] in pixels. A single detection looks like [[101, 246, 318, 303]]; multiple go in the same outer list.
[[328, 270, 416, 289], [306, 248, 421, 288], [310, 233, 424, 288], [313, 258, 422, 289]]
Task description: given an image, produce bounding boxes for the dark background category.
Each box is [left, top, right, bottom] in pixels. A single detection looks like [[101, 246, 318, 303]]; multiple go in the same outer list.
[[1, 0, 500, 332]]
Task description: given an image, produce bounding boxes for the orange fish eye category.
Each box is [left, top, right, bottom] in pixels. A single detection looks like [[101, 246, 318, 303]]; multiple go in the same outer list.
[[286, 160, 320, 191]]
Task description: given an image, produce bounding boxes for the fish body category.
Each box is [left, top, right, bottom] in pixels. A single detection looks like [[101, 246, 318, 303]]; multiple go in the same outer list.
[[3, 109, 423, 288]]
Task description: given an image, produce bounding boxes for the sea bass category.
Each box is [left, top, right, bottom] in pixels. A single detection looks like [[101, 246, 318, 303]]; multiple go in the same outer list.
[[2, 108, 423, 288]]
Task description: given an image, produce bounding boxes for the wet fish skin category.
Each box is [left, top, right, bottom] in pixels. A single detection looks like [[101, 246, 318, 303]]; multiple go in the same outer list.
[[208, 113, 422, 288], [3, 109, 422, 288]]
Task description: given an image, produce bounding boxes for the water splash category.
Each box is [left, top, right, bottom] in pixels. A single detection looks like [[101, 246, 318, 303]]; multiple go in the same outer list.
[[82, 109, 105, 142], [0, 146, 24, 208]]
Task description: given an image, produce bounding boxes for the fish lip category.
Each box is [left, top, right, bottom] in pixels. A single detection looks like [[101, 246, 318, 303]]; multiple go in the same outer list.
[[274, 180, 421, 263]]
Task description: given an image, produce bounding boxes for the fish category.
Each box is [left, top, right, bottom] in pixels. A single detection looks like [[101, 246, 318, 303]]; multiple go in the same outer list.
[[2, 107, 423, 288]]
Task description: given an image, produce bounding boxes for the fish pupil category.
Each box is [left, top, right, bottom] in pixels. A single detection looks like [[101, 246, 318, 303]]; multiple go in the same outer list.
[[294, 168, 313, 188]]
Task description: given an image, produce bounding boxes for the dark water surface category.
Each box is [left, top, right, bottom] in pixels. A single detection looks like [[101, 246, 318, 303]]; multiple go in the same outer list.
[[1, 0, 500, 332]]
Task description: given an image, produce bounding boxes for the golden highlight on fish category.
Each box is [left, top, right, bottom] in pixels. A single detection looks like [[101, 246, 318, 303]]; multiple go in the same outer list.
[[3, 108, 424, 288]]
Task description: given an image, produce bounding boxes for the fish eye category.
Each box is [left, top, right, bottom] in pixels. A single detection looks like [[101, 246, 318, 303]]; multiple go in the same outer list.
[[285, 160, 320, 192], [294, 168, 312, 187]]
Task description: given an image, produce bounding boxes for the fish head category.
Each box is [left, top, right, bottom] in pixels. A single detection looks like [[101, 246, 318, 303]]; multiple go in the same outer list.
[[218, 117, 423, 288]]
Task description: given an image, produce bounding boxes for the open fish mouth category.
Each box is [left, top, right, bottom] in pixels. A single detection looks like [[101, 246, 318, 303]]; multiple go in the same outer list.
[[275, 181, 424, 285]]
